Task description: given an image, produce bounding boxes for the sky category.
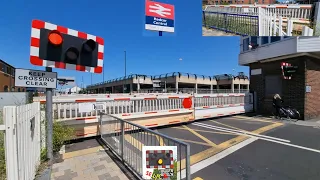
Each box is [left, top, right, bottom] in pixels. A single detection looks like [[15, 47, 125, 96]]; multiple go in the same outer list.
[[0, 0, 248, 87]]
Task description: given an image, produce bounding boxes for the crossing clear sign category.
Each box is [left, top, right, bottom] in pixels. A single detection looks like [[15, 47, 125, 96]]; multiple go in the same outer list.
[[15, 68, 57, 89], [145, 1, 175, 33]]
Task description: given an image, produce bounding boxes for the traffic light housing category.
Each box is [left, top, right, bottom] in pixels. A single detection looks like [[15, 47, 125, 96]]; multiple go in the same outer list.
[[38, 29, 98, 67], [282, 64, 298, 79]]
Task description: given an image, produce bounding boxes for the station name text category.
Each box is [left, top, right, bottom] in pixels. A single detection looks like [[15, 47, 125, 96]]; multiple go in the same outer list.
[[153, 17, 168, 26]]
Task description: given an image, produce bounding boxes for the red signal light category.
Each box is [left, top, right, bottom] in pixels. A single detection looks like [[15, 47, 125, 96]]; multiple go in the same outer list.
[[48, 30, 63, 46]]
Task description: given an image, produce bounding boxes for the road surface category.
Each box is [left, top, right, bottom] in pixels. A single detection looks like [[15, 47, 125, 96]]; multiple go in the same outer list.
[[123, 115, 320, 180]]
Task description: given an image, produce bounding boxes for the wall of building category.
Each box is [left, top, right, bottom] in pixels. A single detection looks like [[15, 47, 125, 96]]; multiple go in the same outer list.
[[305, 58, 320, 120], [249, 57, 305, 119], [0, 62, 26, 92]]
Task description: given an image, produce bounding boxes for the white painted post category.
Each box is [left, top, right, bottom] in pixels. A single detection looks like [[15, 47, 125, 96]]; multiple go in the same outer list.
[[278, 16, 283, 36], [258, 7, 263, 36], [3, 106, 19, 180], [273, 14, 277, 36], [287, 18, 293, 36], [302, 26, 314, 36]]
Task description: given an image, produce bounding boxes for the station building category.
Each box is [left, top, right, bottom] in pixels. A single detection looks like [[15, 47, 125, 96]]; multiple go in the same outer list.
[[86, 72, 250, 94], [239, 36, 320, 120]]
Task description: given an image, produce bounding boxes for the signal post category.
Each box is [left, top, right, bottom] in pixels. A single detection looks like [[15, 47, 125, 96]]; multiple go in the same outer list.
[[29, 20, 104, 164]]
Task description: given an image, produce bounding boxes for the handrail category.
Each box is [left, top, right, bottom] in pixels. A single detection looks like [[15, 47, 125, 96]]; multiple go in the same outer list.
[[99, 113, 191, 180]]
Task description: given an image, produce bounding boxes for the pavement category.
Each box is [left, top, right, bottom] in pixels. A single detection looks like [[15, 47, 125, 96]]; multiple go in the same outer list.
[[202, 27, 236, 36], [50, 138, 137, 180]]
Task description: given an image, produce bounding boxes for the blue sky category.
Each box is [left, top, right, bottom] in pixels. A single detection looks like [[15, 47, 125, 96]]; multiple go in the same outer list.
[[1, 0, 248, 87]]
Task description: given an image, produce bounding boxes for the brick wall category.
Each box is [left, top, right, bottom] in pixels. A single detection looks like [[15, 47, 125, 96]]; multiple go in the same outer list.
[[0, 72, 26, 92], [249, 57, 306, 119], [305, 57, 320, 120]]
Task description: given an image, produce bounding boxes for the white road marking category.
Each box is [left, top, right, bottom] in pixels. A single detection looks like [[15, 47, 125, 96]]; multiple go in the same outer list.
[[194, 122, 320, 153], [179, 137, 258, 179], [193, 122, 290, 143]]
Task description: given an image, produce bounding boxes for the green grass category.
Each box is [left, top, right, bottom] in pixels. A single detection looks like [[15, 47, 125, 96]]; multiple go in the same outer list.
[[0, 111, 6, 180], [203, 14, 259, 36]]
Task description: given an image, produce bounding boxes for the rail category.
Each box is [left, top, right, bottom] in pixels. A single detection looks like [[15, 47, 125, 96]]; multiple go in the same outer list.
[[204, 5, 312, 20], [100, 114, 191, 180]]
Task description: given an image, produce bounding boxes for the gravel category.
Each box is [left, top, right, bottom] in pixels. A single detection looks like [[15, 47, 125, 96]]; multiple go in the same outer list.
[[202, 27, 238, 36]]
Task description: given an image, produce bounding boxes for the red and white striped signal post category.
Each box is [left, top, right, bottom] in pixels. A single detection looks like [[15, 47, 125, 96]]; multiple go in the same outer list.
[[30, 19, 104, 164]]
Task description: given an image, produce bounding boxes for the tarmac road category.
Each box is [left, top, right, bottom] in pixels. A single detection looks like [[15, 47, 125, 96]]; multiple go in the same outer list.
[[188, 119, 320, 180]]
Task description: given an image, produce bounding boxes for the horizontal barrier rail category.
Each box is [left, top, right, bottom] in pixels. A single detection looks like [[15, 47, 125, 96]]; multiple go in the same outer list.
[[100, 114, 191, 180], [40, 93, 253, 138], [204, 5, 312, 20]]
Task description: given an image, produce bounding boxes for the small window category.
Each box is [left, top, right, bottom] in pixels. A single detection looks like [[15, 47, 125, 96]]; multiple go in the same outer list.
[[18, 88, 21, 92], [4, 85, 8, 92], [250, 36, 258, 46], [271, 36, 281, 43], [243, 38, 249, 51], [3, 64, 7, 73], [261, 36, 269, 45]]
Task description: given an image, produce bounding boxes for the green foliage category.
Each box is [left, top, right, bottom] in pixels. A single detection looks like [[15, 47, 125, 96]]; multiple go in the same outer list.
[[170, 160, 178, 180], [40, 148, 48, 162], [0, 112, 6, 179], [151, 169, 162, 180], [221, 2, 229, 5], [150, 160, 178, 180], [52, 121, 75, 153]]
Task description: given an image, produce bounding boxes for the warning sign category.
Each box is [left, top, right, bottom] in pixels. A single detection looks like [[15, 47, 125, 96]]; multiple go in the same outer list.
[[15, 68, 57, 89]]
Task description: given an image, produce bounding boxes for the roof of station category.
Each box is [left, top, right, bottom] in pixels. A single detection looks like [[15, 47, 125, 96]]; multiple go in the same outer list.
[[88, 72, 249, 88]]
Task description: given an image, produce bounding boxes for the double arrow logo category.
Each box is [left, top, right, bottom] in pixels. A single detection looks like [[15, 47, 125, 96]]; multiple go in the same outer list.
[[149, 3, 172, 17]]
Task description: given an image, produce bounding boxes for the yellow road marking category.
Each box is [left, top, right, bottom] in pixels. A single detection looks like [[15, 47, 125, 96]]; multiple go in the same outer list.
[[182, 125, 217, 147], [172, 126, 237, 135], [233, 115, 275, 123], [125, 134, 144, 151], [177, 122, 283, 170], [210, 120, 248, 132], [174, 138, 214, 147], [62, 146, 102, 159], [193, 177, 203, 180]]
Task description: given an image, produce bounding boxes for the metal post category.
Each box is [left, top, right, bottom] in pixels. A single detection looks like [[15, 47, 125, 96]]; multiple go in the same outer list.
[[164, 81, 167, 93], [124, 51, 127, 93], [159, 31, 162, 36], [185, 144, 191, 180], [120, 121, 125, 161], [45, 67, 53, 165]]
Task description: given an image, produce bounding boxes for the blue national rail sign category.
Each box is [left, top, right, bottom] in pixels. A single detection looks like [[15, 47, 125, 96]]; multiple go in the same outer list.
[[145, 0, 175, 33]]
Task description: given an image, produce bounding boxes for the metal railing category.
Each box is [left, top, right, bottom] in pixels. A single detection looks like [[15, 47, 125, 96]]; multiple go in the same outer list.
[[203, 11, 259, 36], [100, 114, 191, 180], [204, 5, 312, 20], [194, 94, 252, 108]]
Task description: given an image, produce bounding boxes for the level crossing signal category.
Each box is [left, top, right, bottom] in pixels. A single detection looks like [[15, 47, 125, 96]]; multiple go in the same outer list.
[[30, 20, 104, 73], [281, 62, 298, 79]]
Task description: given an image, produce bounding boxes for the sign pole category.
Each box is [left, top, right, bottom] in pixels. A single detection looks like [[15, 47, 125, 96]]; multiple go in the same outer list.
[[45, 67, 53, 165], [159, 31, 162, 36]]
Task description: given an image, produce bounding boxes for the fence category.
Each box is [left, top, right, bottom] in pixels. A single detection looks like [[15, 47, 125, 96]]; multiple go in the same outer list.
[[100, 114, 191, 180], [203, 6, 313, 36], [0, 102, 41, 180], [204, 5, 312, 20]]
